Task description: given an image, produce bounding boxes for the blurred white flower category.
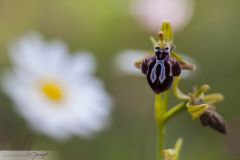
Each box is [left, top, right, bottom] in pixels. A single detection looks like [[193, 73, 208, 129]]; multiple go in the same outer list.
[[114, 50, 149, 76], [131, 0, 195, 32], [2, 33, 112, 141], [114, 49, 198, 79]]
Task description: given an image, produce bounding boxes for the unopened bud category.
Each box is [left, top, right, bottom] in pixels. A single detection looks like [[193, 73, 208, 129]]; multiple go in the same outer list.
[[200, 108, 227, 134]]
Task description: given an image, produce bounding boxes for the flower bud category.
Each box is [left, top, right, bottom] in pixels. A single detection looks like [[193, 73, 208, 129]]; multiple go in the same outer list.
[[200, 108, 227, 134]]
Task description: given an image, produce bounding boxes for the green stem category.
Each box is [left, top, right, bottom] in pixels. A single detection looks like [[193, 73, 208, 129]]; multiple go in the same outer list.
[[163, 101, 187, 124], [155, 93, 168, 160], [155, 94, 187, 160], [157, 124, 165, 160]]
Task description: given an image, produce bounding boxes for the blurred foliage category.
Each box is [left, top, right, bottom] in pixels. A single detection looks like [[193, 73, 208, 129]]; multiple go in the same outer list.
[[0, 0, 240, 160]]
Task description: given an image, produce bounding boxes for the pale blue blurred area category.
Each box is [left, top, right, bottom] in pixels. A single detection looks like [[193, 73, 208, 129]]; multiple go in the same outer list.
[[0, 0, 239, 160]]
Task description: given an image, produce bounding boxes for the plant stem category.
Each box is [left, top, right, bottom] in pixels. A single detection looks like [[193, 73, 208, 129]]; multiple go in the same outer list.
[[163, 101, 187, 124], [155, 93, 168, 160], [157, 123, 165, 160], [155, 94, 187, 160]]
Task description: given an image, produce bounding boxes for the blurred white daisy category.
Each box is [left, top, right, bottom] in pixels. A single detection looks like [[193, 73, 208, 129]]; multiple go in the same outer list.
[[114, 49, 198, 79], [131, 0, 195, 32], [114, 50, 150, 76], [2, 33, 112, 141]]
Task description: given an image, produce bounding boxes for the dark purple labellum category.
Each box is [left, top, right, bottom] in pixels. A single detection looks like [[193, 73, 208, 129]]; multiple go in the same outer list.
[[141, 47, 181, 94]]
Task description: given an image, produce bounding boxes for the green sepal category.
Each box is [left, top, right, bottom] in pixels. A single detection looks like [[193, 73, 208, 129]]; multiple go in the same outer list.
[[161, 21, 174, 43], [150, 36, 157, 45], [187, 103, 209, 119], [192, 84, 210, 99], [204, 93, 224, 105]]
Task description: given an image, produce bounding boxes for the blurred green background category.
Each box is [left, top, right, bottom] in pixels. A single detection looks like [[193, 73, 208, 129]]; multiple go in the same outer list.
[[0, 0, 239, 160]]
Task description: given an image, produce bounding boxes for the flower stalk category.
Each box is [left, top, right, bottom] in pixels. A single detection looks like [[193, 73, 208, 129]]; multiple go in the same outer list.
[[155, 94, 167, 160], [163, 101, 187, 124], [155, 94, 187, 160]]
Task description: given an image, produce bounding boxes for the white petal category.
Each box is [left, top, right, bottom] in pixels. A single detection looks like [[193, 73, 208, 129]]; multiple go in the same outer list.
[[114, 50, 149, 76], [68, 52, 96, 78]]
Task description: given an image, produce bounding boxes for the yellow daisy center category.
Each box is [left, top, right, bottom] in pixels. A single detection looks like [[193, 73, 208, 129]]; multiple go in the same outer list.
[[41, 81, 64, 102]]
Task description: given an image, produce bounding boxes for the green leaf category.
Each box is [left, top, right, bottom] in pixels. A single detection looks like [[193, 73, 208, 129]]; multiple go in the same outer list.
[[161, 21, 174, 43]]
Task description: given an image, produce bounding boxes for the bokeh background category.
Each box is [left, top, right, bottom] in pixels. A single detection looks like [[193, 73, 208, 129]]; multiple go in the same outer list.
[[0, 0, 239, 160]]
